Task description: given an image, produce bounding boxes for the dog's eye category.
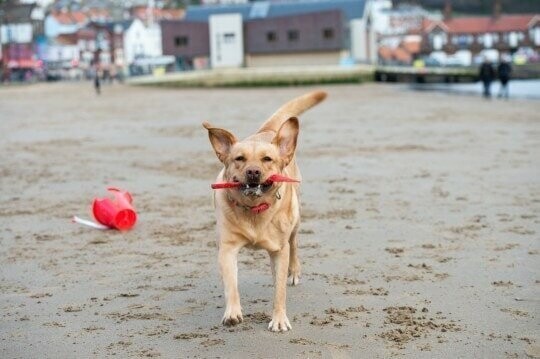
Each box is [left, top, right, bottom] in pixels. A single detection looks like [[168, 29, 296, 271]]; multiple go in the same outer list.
[[262, 156, 272, 162], [234, 156, 246, 162]]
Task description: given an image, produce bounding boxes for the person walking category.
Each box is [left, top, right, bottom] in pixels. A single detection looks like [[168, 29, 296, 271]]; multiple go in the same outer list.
[[479, 58, 495, 98], [92, 62, 101, 95], [497, 57, 512, 99], [94, 72, 101, 95]]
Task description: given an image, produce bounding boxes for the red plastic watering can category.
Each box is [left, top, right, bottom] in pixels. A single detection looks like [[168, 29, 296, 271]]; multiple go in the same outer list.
[[92, 187, 137, 230]]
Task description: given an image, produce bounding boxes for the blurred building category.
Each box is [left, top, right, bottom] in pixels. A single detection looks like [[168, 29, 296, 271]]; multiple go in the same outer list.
[[40, 3, 183, 79], [43, 8, 112, 79], [161, 0, 374, 69], [44, 11, 89, 38], [129, 5, 184, 25], [419, 1, 540, 66], [124, 5, 183, 75], [372, 2, 436, 65], [0, 1, 44, 81]]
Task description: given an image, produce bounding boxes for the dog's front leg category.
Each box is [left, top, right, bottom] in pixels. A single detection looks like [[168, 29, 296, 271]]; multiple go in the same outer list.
[[219, 242, 243, 326], [268, 242, 292, 332]]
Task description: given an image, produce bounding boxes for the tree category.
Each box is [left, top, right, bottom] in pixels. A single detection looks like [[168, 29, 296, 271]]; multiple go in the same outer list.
[[164, 0, 201, 9]]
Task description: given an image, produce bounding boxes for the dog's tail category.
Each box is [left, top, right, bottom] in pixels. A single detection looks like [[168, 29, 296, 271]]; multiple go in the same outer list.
[[257, 91, 327, 133]]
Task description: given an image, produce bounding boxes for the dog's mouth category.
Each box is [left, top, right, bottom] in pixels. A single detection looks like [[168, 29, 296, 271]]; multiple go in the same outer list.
[[241, 181, 273, 197], [233, 178, 273, 197], [211, 174, 300, 194]]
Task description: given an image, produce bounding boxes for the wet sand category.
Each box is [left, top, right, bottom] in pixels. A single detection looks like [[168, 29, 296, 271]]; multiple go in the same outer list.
[[1, 82, 539, 358]]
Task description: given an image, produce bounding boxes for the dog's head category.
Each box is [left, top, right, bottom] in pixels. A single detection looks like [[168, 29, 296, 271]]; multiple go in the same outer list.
[[203, 118, 299, 200]]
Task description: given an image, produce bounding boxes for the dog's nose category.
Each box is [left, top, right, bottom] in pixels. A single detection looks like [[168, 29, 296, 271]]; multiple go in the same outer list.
[[246, 167, 261, 183]]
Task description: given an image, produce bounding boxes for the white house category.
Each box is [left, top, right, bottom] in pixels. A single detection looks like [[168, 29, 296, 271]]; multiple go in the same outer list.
[[122, 18, 164, 65]]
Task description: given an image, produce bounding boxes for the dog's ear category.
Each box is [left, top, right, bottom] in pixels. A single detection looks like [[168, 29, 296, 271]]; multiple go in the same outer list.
[[272, 117, 299, 166], [203, 121, 237, 163]]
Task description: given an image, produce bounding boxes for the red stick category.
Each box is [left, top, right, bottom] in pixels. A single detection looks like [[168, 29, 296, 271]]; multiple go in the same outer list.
[[211, 174, 300, 190], [211, 182, 242, 189], [265, 174, 300, 184]]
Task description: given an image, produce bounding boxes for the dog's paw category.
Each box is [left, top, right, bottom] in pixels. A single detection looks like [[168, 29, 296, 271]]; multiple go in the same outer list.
[[288, 267, 301, 286], [268, 312, 292, 332], [288, 273, 300, 286], [222, 306, 243, 326]]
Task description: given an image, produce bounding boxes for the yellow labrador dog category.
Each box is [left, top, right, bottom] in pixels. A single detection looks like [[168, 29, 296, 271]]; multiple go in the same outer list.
[[203, 91, 326, 332]]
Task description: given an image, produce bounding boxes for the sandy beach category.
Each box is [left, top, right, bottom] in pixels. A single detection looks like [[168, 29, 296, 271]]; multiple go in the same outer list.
[[1, 82, 539, 358]]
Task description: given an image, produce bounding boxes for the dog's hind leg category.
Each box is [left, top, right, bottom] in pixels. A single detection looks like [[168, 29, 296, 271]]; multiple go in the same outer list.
[[288, 223, 301, 286]]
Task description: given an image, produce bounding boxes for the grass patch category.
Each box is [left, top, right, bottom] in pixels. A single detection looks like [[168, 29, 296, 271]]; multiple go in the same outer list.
[[130, 66, 375, 88]]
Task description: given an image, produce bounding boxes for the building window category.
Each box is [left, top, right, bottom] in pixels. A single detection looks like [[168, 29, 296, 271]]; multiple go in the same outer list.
[[456, 34, 471, 49], [509, 31, 518, 47], [484, 33, 495, 48], [174, 36, 188, 47], [323, 28, 334, 39], [287, 29, 299, 41], [223, 32, 236, 44], [433, 34, 443, 50], [266, 31, 277, 42], [532, 27, 540, 45]]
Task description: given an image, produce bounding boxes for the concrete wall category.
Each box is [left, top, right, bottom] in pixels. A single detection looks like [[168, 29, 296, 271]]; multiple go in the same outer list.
[[209, 13, 244, 68], [245, 51, 342, 67], [350, 18, 367, 62]]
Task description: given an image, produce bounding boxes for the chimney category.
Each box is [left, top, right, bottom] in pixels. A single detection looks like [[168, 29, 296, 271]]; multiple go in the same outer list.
[[493, 0, 502, 19], [443, 0, 452, 21]]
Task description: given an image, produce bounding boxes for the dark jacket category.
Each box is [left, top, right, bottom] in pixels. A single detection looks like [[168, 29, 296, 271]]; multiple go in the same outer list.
[[479, 63, 495, 82], [498, 62, 512, 82]]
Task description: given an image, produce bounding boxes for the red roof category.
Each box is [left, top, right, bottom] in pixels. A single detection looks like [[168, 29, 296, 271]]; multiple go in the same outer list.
[[130, 6, 184, 22], [378, 46, 393, 60], [56, 34, 78, 45], [424, 14, 539, 34], [378, 45, 415, 64], [52, 11, 88, 25], [85, 8, 111, 21], [393, 47, 412, 63], [76, 28, 96, 40], [401, 39, 421, 54]]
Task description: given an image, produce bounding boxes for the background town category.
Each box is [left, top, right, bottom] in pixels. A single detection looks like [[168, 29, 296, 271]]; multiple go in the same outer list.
[[0, 0, 539, 82]]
